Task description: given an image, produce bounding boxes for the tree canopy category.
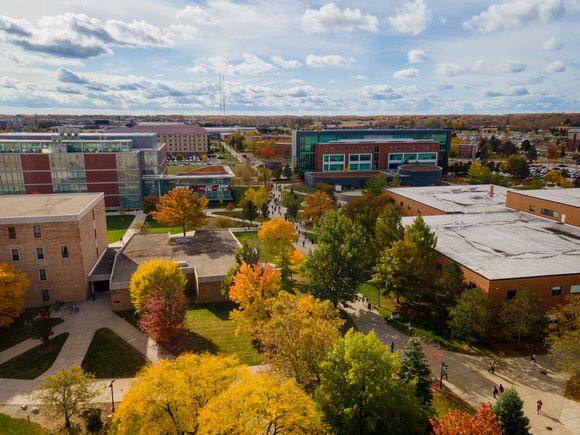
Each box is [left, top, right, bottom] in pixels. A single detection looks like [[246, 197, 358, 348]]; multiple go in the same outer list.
[[492, 388, 530, 435], [0, 262, 29, 328], [448, 287, 491, 346], [302, 191, 334, 225], [500, 288, 545, 346], [546, 295, 580, 375], [431, 402, 502, 435], [151, 187, 209, 236], [398, 336, 434, 406]]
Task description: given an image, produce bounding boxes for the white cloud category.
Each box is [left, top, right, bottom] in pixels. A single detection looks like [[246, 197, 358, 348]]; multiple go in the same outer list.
[[496, 59, 527, 73], [463, 0, 565, 32], [434, 63, 464, 77], [509, 86, 529, 96], [175, 5, 217, 25], [288, 79, 304, 84], [542, 36, 563, 51], [350, 75, 368, 79], [393, 67, 419, 79], [546, 61, 566, 73], [480, 90, 504, 97], [387, 0, 431, 35], [438, 16, 447, 24], [187, 54, 277, 76], [397, 85, 426, 94], [434, 84, 455, 91], [471, 60, 486, 72], [302, 3, 379, 34], [305, 54, 355, 68], [362, 84, 402, 100], [408, 49, 429, 63], [271, 56, 302, 69]]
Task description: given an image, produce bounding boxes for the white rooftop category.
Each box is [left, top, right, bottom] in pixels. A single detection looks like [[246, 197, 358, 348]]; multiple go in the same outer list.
[[402, 212, 580, 280], [388, 185, 513, 214], [508, 188, 580, 209]]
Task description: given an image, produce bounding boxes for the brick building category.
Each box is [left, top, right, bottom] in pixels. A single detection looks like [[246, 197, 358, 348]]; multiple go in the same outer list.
[[506, 188, 580, 227], [566, 127, 580, 152], [456, 141, 479, 159], [0, 193, 107, 307]]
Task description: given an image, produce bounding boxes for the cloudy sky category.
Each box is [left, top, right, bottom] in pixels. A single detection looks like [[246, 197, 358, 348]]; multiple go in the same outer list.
[[0, 0, 579, 115]]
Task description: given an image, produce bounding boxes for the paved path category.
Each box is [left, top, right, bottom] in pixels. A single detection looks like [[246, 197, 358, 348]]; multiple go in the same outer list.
[[344, 296, 580, 435]]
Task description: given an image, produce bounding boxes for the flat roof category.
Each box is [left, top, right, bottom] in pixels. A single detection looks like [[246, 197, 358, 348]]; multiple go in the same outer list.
[[110, 230, 239, 288], [402, 212, 580, 280], [0, 193, 104, 224], [113, 124, 208, 135], [176, 165, 233, 177], [508, 188, 580, 209], [387, 185, 513, 214]]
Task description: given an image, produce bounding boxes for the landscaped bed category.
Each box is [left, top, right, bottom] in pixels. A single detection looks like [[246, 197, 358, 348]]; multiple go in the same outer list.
[[81, 328, 148, 378], [0, 333, 69, 380]]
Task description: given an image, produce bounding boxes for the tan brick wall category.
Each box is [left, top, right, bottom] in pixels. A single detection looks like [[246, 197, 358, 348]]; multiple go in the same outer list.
[[110, 288, 135, 312], [0, 196, 107, 307], [384, 191, 447, 217], [197, 281, 227, 304], [506, 191, 580, 228]]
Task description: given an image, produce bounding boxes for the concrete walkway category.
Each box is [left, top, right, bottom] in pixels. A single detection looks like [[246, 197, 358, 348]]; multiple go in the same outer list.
[[344, 296, 580, 435], [109, 210, 147, 248]]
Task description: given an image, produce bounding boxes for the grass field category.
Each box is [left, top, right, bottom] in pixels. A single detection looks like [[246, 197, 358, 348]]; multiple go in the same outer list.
[[233, 231, 274, 263], [0, 333, 69, 379], [106, 215, 135, 243], [81, 328, 148, 378], [0, 308, 64, 353], [212, 211, 267, 223], [283, 192, 307, 211], [0, 414, 49, 435], [433, 388, 476, 420], [144, 215, 182, 235]]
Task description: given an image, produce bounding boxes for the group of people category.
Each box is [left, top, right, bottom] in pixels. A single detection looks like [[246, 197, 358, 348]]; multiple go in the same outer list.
[[491, 384, 504, 398]]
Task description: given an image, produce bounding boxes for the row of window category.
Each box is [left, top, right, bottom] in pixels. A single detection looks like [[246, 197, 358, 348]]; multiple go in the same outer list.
[[10, 246, 68, 262], [8, 226, 42, 239], [323, 144, 435, 153]]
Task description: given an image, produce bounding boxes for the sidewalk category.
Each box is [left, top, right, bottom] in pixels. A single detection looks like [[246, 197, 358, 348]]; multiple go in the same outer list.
[[109, 210, 147, 248], [344, 296, 580, 435]]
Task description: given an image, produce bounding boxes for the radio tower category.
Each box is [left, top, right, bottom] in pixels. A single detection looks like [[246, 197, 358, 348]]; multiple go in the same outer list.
[[218, 73, 226, 119]]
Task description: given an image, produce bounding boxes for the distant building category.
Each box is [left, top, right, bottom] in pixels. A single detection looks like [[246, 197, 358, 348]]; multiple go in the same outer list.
[[0, 193, 107, 307], [0, 118, 23, 131], [456, 141, 478, 159], [107, 230, 239, 311], [114, 124, 210, 157], [567, 127, 580, 152]]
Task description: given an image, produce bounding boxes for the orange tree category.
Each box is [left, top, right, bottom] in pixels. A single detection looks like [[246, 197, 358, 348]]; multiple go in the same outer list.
[[151, 187, 209, 236], [0, 262, 29, 328], [302, 191, 334, 225], [431, 403, 502, 435]]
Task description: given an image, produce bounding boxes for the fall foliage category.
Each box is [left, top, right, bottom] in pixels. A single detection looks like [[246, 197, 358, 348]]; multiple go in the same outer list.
[[138, 287, 188, 342], [151, 187, 209, 236], [431, 402, 502, 435], [302, 191, 334, 225], [546, 294, 580, 375], [0, 262, 29, 328], [258, 218, 298, 250]]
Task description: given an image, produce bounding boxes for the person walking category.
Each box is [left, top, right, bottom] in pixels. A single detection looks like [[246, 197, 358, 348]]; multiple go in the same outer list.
[[367, 301, 371, 311], [390, 342, 395, 354], [530, 355, 536, 366], [91, 290, 96, 301], [499, 384, 504, 394], [492, 385, 498, 398], [387, 316, 391, 326], [537, 399, 543, 414], [488, 360, 496, 374]]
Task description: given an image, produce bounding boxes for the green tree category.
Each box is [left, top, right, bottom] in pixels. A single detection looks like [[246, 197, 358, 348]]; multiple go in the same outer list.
[[398, 336, 434, 406], [256, 167, 272, 185], [260, 202, 269, 220], [241, 199, 258, 224], [374, 204, 405, 255], [500, 288, 545, 346], [316, 182, 334, 196], [448, 287, 491, 346], [405, 215, 437, 264], [286, 202, 299, 220], [283, 163, 292, 178], [151, 187, 209, 236], [364, 174, 387, 196], [545, 295, 580, 375], [25, 308, 54, 343], [525, 145, 538, 161], [141, 195, 159, 215], [272, 165, 282, 179], [303, 211, 369, 306], [521, 139, 531, 151], [492, 388, 531, 435], [429, 262, 466, 322], [316, 330, 428, 435], [129, 258, 187, 314], [33, 364, 98, 429], [502, 155, 530, 179]]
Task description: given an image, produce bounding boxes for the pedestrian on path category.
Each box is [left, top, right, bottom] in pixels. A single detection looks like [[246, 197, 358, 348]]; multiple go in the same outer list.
[[367, 301, 371, 311], [387, 316, 391, 326], [91, 290, 96, 301], [488, 360, 496, 374], [492, 385, 498, 398], [390, 342, 394, 354], [537, 399, 543, 414], [530, 355, 536, 366], [499, 384, 504, 394]]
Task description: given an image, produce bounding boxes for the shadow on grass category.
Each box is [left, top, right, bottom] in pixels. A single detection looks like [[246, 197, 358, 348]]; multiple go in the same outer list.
[[187, 301, 237, 321], [161, 331, 220, 357], [0, 308, 64, 353]]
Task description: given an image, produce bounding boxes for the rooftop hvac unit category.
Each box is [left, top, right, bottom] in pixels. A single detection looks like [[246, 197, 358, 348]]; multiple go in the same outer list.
[[178, 260, 188, 267], [451, 188, 462, 194], [473, 195, 482, 199]]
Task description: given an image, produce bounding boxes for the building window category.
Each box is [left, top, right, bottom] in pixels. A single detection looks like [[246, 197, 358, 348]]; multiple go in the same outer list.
[[436, 263, 442, 274], [418, 209, 421, 214], [42, 290, 49, 301], [36, 247, 45, 260], [61, 246, 69, 258], [11, 248, 20, 262], [34, 226, 41, 238], [529, 205, 536, 212], [38, 269, 47, 281], [541, 208, 559, 218], [571, 285, 580, 294], [400, 202, 403, 207], [407, 205, 411, 210], [506, 290, 517, 300], [469, 282, 477, 289], [8, 227, 16, 239], [552, 286, 562, 296]]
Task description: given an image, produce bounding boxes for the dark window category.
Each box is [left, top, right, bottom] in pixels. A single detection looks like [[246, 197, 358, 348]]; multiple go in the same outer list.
[[418, 209, 421, 214], [38, 269, 47, 281], [529, 205, 536, 212], [61, 246, 69, 258], [8, 227, 16, 239], [389, 198, 395, 203], [407, 205, 411, 210], [436, 262, 442, 274], [11, 249, 20, 262], [552, 286, 562, 296], [42, 290, 49, 301], [469, 282, 477, 289], [541, 208, 559, 218], [400, 202, 403, 207], [506, 290, 517, 300], [34, 226, 41, 238], [36, 247, 45, 260]]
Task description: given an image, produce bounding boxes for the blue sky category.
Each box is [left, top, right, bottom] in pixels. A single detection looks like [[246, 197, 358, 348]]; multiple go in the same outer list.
[[0, 0, 579, 115]]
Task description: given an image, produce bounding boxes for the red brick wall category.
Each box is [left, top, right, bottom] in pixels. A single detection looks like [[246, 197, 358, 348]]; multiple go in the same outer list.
[[21, 155, 53, 194], [506, 191, 580, 228]]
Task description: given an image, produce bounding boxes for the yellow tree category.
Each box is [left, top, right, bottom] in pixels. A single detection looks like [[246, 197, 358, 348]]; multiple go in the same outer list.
[[151, 187, 209, 236], [302, 191, 334, 225], [0, 262, 29, 327], [257, 293, 341, 392], [129, 258, 187, 314], [229, 262, 280, 335], [198, 371, 327, 435], [114, 354, 243, 435], [546, 295, 580, 375], [244, 187, 269, 208], [544, 170, 564, 185]]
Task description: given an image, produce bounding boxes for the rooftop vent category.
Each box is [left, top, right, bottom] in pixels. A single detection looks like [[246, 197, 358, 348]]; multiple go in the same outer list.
[[178, 261, 188, 268], [451, 188, 462, 194]]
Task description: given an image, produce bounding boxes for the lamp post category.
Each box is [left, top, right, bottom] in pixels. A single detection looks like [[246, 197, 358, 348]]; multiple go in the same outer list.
[[440, 362, 448, 388], [109, 380, 115, 412]]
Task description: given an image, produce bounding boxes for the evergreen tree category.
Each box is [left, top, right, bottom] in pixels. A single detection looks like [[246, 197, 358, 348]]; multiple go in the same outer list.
[[260, 202, 269, 220], [398, 336, 434, 406], [492, 388, 531, 435], [283, 163, 292, 179], [241, 199, 258, 224]]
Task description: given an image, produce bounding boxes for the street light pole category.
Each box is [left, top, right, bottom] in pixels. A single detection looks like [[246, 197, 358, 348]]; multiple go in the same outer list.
[[110, 380, 115, 412]]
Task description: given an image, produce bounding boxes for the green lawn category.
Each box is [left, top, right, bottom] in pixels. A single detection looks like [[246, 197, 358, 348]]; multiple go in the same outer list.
[[106, 215, 135, 243], [284, 185, 317, 194], [144, 215, 182, 235], [283, 192, 307, 211], [0, 414, 50, 435], [433, 388, 476, 420], [0, 308, 64, 353], [184, 302, 260, 366], [81, 328, 148, 378], [0, 333, 69, 379], [212, 211, 267, 223], [234, 231, 275, 263]]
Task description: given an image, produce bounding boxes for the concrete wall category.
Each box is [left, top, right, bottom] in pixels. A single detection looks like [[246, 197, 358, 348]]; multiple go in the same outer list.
[[505, 191, 580, 228], [398, 165, 442, 187]]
